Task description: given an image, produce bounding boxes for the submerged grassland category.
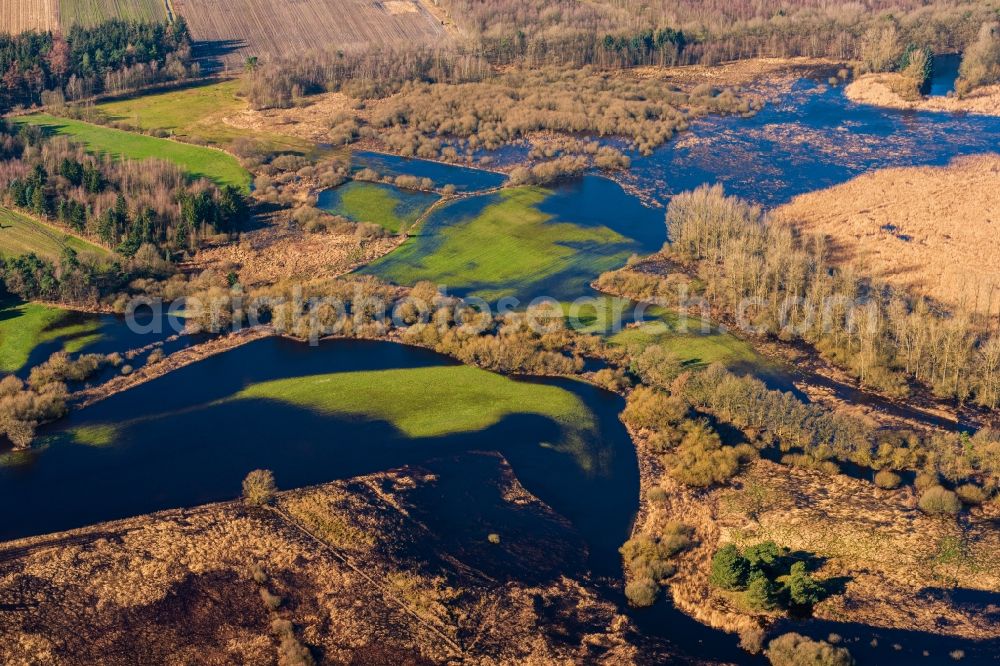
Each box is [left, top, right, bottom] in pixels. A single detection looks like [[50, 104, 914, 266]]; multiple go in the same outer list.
[[319, 181, 438, 233], [12, 114, 251, 190], [0, 300, 101, 373], [364, 183, 661, 301]]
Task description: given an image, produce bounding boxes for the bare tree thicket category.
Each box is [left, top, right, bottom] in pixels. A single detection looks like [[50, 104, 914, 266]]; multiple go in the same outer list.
[[957, 22, 1000, 95], [604, 183, 1000, 407], [434, 0, 995, 67]]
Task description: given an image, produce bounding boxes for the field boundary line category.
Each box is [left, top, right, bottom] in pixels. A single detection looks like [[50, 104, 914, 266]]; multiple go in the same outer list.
[[0, 205, 110, 258], [267, 504, 466, 658]]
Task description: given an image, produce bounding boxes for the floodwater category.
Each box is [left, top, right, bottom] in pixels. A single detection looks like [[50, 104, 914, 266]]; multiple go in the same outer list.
[[4, 76, 1000, 664]]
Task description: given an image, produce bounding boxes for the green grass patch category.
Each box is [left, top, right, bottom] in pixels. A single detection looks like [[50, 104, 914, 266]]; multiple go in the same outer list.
[[364, 186, 651, 301], [233, 365, 592, 439], [0, 300, 102, 373], [13, 114, 251, 191], [319, 181, 438, 233], [607, 308, 760, 369], [0, 206, 111, 264], [71, 424, 117, 447], [93, 80, 313, 153], [60, 0, 165, 27], [63, 362, 602, 471]]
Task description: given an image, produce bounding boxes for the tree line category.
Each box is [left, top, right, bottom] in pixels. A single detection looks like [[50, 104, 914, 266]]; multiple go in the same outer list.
[[434, 0, 996, 68], [0, 120, 247, 302], [0, 18, 194, 113], [658, 183, 1000, 408]]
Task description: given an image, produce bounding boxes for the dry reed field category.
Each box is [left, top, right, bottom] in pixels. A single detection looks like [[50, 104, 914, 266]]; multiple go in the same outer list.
[[172, 0, 450, 67], [772, 153, 1000, 316], [0, 0, 58, 33]]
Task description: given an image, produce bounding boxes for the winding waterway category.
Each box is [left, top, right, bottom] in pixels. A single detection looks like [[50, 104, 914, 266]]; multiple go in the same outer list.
[[4, 74, 1000, 663]]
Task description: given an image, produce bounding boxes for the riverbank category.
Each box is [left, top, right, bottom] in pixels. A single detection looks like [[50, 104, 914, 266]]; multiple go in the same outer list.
[[0, 452, 660, 663], [628, 454, 1000, 649], [845, 74, 1000, 117]]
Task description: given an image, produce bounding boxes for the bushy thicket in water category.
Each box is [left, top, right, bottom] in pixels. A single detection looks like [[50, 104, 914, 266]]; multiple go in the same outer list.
[[0, 19, 194, 113], [242, 54, 756, 157], [619, 339, 998, 504], [0, 351, 114, 450], [957, 22, 1000, 95], [766, 632, 854, 666]]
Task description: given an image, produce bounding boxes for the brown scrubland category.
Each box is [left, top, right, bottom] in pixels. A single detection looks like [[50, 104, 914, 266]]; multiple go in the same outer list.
[[846, 75, 1000, 115], [772, 154, 1000, 317], [627, 455, 1000, 647], [0, 454, 664, 664]]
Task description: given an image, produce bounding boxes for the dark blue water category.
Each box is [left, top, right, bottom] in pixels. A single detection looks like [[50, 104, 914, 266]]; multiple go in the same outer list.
[[928, 54, 961, 97], [351, 150, 507, 191], [4, 300, 194, 379], [621, 77, 1000, 207], [3, 338, 639, 578], [362, 174, 664, 302]]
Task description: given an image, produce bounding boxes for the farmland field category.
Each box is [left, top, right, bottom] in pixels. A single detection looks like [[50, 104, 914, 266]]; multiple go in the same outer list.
[[172, 0, 451, 66], [317, 181, 439, 233], [0, 206, 111, 264], [94, 80, 314, 153], [0, 0, 57, 33], [13, 115, 251, 190], [58, 0, 166, 28]]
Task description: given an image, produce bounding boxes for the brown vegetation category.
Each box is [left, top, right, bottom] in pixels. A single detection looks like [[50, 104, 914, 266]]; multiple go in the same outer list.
[[772, 154, 1000, 315], [845, 74, 1000, 115], [629, 456, 1000, 645], [187, 209, 402, 288], [0, 454, 666, 663], [432, 0, 996, 68]]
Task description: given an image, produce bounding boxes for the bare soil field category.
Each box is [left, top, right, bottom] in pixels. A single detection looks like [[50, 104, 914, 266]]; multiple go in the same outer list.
[[846, 74, 1000, 117], [0, 453, 669, 664], [172, 0, 451, 68], [0, 0, 57, 33], [771, 153, 1000, 316]]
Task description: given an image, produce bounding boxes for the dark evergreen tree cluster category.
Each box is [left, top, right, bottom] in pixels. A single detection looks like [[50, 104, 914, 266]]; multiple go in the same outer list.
[[0, 18, 192, 112], [709, 541, 826, 614], [0, 121, 248, 301]]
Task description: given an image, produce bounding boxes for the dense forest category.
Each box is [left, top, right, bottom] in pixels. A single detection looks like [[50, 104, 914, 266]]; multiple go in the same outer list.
[[0, 18, 194, 113], [436, 0, 999, 67], [0, 120, 247, 302]]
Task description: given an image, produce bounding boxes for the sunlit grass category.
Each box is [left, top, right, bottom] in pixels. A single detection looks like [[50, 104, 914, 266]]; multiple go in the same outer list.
[[13, 114, 251, 191], [0, 300, 103, 373], [0, 206, 111, 264], [232, 365, 591, 438], [93, 80, 313, 154]]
